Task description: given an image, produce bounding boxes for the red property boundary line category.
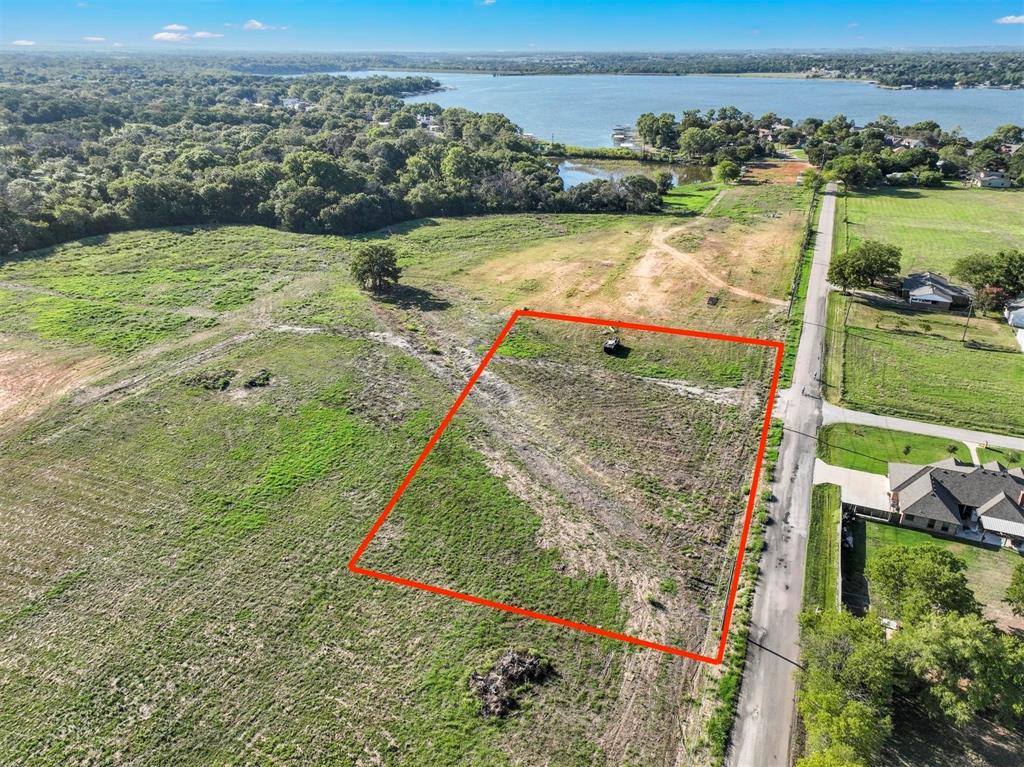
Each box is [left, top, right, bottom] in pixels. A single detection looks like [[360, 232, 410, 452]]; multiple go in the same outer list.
[[348, 309, 784, 664]]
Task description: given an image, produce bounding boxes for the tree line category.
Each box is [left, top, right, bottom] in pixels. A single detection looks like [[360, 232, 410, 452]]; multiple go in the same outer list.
[[0, 55, 661, 256], [103, 50, 1024, 89], [630, 107, 1023, 187]]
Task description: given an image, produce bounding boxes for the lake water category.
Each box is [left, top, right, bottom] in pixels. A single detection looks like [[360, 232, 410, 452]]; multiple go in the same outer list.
[[557, 160, 709, 188], [348, 70, 1023, 144]]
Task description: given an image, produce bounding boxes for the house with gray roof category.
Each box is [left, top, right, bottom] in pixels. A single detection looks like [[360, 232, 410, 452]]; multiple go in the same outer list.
[[886, 460, 1024, 547], [900, 272, 972, 311], [1004, 297, 1024, 352]]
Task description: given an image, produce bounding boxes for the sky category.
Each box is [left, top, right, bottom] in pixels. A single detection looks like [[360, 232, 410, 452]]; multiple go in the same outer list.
[[3, 0, 1024, 51]]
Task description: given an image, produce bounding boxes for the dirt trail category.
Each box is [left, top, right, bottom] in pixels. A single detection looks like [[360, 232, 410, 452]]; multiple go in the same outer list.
[[647, 223, 787, 307]]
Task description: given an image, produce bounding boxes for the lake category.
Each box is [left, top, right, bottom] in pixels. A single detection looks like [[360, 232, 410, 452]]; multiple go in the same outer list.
[[347, 70, 1023, 144], [557, 159, 709, 188]]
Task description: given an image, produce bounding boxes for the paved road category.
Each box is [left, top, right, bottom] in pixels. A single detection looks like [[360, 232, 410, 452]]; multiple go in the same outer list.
[[729, 183, 838, 767], [821, 402, 1024, 453]]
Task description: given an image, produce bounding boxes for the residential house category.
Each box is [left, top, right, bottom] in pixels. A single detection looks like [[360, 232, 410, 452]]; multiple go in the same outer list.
[[900, 271, 972, 311], [281, 98, 310, 111], [885, 460, 1024, 548], [1006, 297, 1024, 352], [971, 170, 1012, 188]]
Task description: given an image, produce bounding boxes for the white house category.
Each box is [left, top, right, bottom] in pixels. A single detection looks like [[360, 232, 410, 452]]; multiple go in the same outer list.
[[1006, 298, 1024, 352], [971, 170, 1012, 188]]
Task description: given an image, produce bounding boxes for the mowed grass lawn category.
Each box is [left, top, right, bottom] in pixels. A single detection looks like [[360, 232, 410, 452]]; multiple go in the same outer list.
[[977, 445, 1024, 468], [817, 424, 969, 475], [862, 521, 1024, 630], [825, 293, 1024, 435], [661, 181, 722, 213], [836, 185, 1024, 274], [804, 484, 840, 612]]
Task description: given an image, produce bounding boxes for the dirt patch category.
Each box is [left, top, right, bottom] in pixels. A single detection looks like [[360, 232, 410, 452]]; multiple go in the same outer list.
[[747, 160, 811, 185], [644, 222, 789, 307], [0, 340, 106, 430], [662, 213, 802, 304]]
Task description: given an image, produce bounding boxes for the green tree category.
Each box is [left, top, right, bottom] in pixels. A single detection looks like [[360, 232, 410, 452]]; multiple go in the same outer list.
[[1006, 561, 1024, 617], [828, 240, 901, 291], [350, 243, 401, 293], [799, 677, 889, 765], [853, 240, 902, 286], [797, 744, 867, 767], [714, 160, 741, 182], [866, 544, 979, 625], [653, 170, 674, 195], [825, 154, 882, 187], [800, 610, 895, 708], [891, 612, 1003, 726], [953, 249, 1024, 310]]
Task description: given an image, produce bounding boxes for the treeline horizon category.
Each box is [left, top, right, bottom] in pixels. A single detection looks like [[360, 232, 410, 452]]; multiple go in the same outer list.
[[1, 55, 1021, 258], [0, 56, 665, 257]]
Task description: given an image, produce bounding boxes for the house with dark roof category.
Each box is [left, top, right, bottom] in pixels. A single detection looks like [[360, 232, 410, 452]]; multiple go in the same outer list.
[[886, 459, 1024, 547], [900, 272, 972, 311]]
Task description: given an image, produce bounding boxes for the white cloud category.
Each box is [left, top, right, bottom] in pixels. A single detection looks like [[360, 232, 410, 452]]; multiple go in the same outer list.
[[481, 0, 497, 5], [82, 36, 106, 42], [847, 21, 860, 29], [163, 23, 189, 31], [193, 31, 224, 39], [153, 31, 189, 42], [995, 15, 1024, 24], [11, 39, 35, 46], [243, 19, 278, 30]]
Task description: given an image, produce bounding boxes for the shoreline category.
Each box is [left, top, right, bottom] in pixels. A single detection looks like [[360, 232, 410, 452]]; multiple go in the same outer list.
[[269, 67, 1023, 91]]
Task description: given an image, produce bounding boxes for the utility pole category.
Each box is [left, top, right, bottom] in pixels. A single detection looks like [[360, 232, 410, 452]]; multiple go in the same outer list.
[[961, 298, 974, 344]]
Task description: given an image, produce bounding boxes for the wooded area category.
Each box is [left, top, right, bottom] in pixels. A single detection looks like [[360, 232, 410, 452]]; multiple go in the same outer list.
[[0, 55, 661, 256]]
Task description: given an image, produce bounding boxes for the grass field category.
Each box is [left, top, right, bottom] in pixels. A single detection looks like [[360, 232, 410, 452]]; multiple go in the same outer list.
[[803, 484, 840, 612], [835, 185, 1024, 274], [0, 205, 799, 765], [664, 182, 812, 306], [855, 521, 1023, 631], [817, 424, 969, 475], [662, 182, 722, 213], [823, 293, 1024, 435]]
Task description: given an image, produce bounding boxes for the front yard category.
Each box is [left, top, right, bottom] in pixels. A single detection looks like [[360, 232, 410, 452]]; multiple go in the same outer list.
[[817, 423, 969, 475], [823, 293, 1024, 435]]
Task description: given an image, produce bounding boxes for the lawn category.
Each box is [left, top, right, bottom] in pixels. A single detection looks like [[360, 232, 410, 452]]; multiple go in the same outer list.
[[977, 445, 1024, 468], [817, 424, 969, 475], [835, 185, 1024, 274], [803, 484, 840, 612], [779, 190, 821, 387], [662, 181, 722, 213], [861, 521, 1023, 631], [0, 214, 791, 767], [823, 293, 1024, 435]]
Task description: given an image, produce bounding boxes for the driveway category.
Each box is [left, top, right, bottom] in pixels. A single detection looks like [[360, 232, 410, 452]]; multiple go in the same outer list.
[[728, 183, 838, 767], [813, 459, 890, 511]]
